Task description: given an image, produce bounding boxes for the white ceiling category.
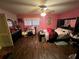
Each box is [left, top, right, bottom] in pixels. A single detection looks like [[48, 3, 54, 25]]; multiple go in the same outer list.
[[0, 0, 79, 14]]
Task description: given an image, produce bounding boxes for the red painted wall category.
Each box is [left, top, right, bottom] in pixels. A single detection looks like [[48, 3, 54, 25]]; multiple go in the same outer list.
[[59, 7, 79, 19], [17, 7, 79, 31], [17, 14, 58, 31], [57, 7, 79, 27], [39, 14, 58, 29]]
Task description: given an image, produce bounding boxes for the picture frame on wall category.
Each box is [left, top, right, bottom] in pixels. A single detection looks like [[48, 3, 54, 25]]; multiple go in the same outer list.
[[47, 17, 51, 25]]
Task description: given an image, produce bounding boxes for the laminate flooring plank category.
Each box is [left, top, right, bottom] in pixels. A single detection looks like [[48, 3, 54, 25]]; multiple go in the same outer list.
[[13, 35, 75, 59]]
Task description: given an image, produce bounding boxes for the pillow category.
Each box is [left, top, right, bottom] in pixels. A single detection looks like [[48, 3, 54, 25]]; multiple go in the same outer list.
[[47, 28, 52, 34]]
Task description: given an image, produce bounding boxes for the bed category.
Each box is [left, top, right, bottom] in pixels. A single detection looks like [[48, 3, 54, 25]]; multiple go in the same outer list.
[[55, 27, 71, 40]]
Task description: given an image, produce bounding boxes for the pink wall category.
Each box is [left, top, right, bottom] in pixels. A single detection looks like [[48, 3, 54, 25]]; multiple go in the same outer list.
[[17, 14, 58, 31], [17, 7, 79, 31], [39, 14, 58, 29], [57, 7, 79, 27], [58, 7, 79, 19]]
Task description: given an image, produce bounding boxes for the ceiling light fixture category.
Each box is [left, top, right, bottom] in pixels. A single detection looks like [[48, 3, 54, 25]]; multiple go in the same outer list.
[[44, 7, 47, 10], [41, 12, 46, 16], [39, 5, 47, 16], [40, 6, 47, 16]]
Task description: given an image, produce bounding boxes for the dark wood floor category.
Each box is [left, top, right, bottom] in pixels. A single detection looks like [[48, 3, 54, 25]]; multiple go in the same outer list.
[[13, 35, 76, 59]]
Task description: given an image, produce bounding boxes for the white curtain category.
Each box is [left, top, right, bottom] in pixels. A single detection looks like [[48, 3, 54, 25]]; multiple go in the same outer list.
[[24, 18, 40, 26]]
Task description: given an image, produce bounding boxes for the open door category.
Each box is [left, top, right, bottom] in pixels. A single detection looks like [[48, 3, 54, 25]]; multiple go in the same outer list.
[[0, 14, 13, 48]]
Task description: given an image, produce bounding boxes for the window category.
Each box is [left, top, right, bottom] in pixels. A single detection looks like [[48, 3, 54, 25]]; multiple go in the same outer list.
[[24, 19, 32, 26], [24, 18, 40, 26], [32, 20, 39, 26]]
